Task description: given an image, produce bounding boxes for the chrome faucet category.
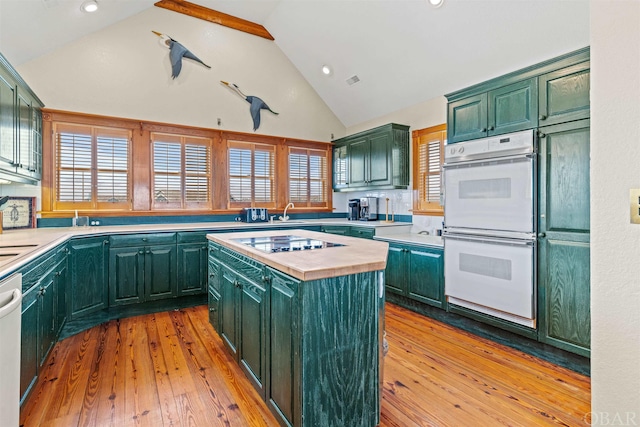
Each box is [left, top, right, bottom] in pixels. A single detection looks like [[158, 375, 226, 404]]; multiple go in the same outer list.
[[280, 202, 295, 221]]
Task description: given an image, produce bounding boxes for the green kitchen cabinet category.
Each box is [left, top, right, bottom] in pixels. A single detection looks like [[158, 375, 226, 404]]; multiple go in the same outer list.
[[538, 61, 590, 127], [384, 243, 444, 309], [349, 226, 375, 240], [68, 236, 108, 319], [321, 225, 350, 236], [218, 264, 268, 397], [538, 119, 591, 357], [332, 123, 409, 191], [266, 267, 300, 427], [109, 241, 177, 306], [20, 244, 68, 404], [0, 52, 44, 184], [448, 78, 538, 143], [177, 242, 208, 296]]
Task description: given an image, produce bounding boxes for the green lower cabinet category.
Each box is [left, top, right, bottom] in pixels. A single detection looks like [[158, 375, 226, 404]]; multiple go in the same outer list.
[[38, 270, 56, 366], [267, 268, 300, 427], [68, 237, 108, 319], [207, 287, 220, 331], [218, 264, 267, 397], [385, 243, 444, 309], [349, 226, 375, 240], [320, 225, 349, 236], [109, 244, 177, 306], [20, 285, 39, 404], [177, 243, 208, 296]]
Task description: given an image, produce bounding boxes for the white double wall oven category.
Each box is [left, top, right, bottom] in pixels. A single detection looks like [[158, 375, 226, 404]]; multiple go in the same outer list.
[[443, 130, 537, 328]]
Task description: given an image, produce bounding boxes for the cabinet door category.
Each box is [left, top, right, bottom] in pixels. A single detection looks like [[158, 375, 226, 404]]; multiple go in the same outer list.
[[109, 246, 145, 306], [238, 273, 268, 397], [69, 237, 108, 319], [208, 288, 220, 331], [16, 93, 31, 174], [219, 267, 240, 358], [38, 273, 56, 366], [488, 78, 538, 136], [145, 244, 177, 301], [20, 286, 39, 403], [178, 243, 207, 296], [385, 246, 408, 295], [55, 257, 68, 335], [539, 61, 590, 127], [0, 74, 16, 169], [368, 132, 391, 186], [408, 247, 444, 308], [30, 108, 42, 180], [538, 119, 590, 356], [267, 268, 300, 427], [447, 93, 488, 143], [332, 144, 349, 191], [348, 136, 368, 187]]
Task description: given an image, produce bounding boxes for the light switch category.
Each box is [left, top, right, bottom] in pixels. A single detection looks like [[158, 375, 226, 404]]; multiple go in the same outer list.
[[630, 189, 640, 224]]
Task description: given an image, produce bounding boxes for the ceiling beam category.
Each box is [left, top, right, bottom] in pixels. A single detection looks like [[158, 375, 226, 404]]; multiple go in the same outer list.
[[154, 0, 274, 41]]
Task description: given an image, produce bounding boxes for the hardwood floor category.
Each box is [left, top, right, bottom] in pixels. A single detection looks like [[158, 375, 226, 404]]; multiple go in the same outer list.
[[20, 304, 591, 426]]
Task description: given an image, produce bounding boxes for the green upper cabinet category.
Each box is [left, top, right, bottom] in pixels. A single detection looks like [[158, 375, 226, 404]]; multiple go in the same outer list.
[[448, 79, 537, 143], [446, 47, 589, 144], [0, 52, 44, 184], [332, 123, 409, 191], [538, 61, 590, 127]]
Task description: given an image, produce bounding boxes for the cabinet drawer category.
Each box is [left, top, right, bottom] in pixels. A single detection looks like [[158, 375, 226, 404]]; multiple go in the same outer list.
[[210, 244, 264, 284], [177, 231, 209, 244], [21, 246, 62, 292], [349, 226, 375, 240], [109, 233, 177, 247], [321, 225, 350, 236]]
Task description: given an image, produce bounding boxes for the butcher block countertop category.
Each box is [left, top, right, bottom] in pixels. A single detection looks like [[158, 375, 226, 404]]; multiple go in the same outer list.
[[207, 229, 389, 282]]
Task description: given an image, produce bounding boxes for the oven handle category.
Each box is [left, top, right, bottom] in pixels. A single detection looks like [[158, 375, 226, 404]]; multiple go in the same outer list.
[[443, 233, 535, 247], [442, 152, 534, 168]]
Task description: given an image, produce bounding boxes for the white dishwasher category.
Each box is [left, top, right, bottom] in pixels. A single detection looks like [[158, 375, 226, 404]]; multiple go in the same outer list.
[[0, 273, 22, 427]]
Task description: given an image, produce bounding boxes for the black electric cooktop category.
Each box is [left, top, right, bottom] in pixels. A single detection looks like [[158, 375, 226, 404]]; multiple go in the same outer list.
[[232, 235, 345, 253]]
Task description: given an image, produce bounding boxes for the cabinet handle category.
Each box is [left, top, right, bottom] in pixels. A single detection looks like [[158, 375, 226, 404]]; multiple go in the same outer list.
[[538, 232, 546, 238], [539, 132, 546, 138], [39, 287, 46, 296], [146, 250, 151, 254], [139, 250, 144, 254], [64, 247, 70, 253], [539, 114, 547, 121], [488, 126, 494, 131], [209, 272, 216, 277], [55, 271, 61, 276], [104, 240, 110, 245], [481, 128, 487, 133], [209, 307, 216, 312], [261, 275, 271, 283], [142, 238, 148, 242]]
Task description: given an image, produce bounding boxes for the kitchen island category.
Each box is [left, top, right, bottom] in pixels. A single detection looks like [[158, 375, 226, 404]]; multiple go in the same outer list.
[[206, 229, 389, 427]]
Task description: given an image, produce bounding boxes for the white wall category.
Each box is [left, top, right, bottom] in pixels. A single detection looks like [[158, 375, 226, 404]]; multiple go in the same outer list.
[[591, 1, 640, 422], [16, 7, 345, 143]]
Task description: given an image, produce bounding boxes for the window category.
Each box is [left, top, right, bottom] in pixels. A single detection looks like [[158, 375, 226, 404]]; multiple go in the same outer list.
[[228, 140, 275, 208], [151, 133, 211, 210], [289, 147, 328, 207], [54, 123, 131, 211], [413, 124, 445, 215]]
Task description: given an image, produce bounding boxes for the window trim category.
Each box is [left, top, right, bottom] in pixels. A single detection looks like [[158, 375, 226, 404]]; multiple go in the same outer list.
[[412, 123, 446, 216]]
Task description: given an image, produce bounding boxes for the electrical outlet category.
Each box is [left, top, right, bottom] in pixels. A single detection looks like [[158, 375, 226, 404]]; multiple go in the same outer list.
[[630, 189, 640, 224]]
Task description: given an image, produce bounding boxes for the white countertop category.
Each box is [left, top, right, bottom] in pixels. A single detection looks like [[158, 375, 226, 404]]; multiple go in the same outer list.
[[373, 232, 443, 248], [0, 219, 412, 278]]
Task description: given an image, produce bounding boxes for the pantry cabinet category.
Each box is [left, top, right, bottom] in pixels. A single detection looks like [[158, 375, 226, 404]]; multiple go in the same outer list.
[[384, 243, 444, 309], [0, 52, 44, 184], [537, 119, 591, 357], [538, 61, 590, 127], [332, 123, 409, 191]]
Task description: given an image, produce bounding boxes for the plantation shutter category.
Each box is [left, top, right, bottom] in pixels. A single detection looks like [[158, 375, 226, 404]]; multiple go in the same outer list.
[[54, 123, 131, 211], [413, 125, 445, 214], [289, 147, 328, 207], [152, 133, 212, 209], [228, 140, 275, 208]]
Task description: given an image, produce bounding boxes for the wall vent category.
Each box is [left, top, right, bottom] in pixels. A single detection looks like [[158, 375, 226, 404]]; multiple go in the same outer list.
[[346, 75, 360, 86]]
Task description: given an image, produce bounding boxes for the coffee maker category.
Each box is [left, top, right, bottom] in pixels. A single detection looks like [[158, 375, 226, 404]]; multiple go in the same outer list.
[[348, 199, 360, 221], [359, 197, 378, 221]]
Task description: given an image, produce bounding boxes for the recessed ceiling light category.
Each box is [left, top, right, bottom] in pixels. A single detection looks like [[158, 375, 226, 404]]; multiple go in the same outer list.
[[321, 64, 332, 76], [81, 0, 98, 13], [428, 0, 444, 8]]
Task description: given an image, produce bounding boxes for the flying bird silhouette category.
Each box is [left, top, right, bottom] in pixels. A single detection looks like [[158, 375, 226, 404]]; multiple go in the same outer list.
[[152, 30, 211, 79], [220, 81, 279, 131]]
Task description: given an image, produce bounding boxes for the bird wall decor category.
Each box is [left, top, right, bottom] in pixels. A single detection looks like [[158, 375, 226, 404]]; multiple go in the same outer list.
[[152, 30, 211, 79], [220, 81, 279, 131]]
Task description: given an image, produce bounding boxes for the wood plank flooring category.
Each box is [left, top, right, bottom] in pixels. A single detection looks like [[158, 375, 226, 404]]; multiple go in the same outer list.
[[20, 304, 591, 426]]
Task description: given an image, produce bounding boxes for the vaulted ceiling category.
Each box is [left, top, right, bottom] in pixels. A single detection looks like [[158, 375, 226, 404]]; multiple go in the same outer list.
[[0, 0, 590, 127]]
